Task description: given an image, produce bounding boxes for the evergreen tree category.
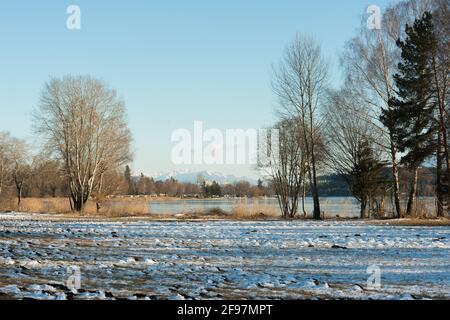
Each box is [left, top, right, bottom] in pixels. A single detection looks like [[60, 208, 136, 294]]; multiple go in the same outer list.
[[137, 173, 145, 195], [257, 179, 264, 189], [124, 165, 135, 195], [380, 12, 438, 216], [209, 181, 222, 197]]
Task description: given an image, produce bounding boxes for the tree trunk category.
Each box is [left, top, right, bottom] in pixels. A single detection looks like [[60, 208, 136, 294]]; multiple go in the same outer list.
[[16, 186, 22, 207], [390, 138, 402, 219], [309, 115, 321, 220], [290, 196, 298, 219], [379, 194, 385, 218], [311, 163, 321, 220], [431, 53, 449, 217], [360, 197, 367, 219], [71, 193, 87, 212], [432, 55, 450, 183], [406, 167, 418, 217], [302, 180, 307, 218], [437, 133, 444, 217], [96, 173, 104, 214]]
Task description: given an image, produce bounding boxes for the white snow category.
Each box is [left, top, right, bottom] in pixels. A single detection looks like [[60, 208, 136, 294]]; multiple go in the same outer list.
[[0, 212, 449, 300]]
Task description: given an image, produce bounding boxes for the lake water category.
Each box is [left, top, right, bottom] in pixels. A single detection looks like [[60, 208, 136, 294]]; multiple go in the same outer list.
[[149, 197, 361, 218]]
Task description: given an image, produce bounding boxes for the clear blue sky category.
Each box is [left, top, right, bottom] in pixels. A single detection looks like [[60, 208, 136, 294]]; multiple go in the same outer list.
[[0, 0, 394, 178]]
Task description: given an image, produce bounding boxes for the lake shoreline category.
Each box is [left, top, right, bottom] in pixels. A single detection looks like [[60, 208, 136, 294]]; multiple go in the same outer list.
[[1, 211, 449, 226]]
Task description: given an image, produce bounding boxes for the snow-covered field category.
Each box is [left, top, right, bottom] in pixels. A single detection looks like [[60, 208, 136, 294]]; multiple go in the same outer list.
[[0, 212, 449, 300]]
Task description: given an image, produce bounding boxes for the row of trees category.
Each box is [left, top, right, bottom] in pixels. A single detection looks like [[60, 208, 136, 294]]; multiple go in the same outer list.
[[123, 166, 274, 198], [1, 76, 133, 212], [266, 0, 449, 220], [0, 141, 276, 210], [0, 137, 131, 209]]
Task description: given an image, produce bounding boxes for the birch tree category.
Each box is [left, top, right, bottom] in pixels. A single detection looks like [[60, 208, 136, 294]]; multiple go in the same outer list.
[[341, 8, 402, 218], [429, 0, 450, 216]]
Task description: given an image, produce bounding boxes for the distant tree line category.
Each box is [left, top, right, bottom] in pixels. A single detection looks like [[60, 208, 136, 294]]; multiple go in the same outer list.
[[122, 165, 274, 198]]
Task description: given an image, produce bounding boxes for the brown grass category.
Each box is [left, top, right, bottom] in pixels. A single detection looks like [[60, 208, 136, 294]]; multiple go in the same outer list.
[[20, 197, 74, 214], [2, 197, 280, 220], [159, 204, 281, 221], [0, 197, 16, 212], [229, 203, 280, 220], [100, 200, 150, 217], [2, 197, 150, 217]]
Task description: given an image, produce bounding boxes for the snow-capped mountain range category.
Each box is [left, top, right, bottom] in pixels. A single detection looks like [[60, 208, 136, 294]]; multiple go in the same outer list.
[[148, 170, 258, 185]]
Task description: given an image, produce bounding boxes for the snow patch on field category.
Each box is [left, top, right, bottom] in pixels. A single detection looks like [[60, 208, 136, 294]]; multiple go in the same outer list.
[[0, 212, 449, 300]]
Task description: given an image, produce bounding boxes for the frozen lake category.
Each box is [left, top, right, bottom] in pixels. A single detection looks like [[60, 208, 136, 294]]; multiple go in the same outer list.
[[0, 213, 449, 300]]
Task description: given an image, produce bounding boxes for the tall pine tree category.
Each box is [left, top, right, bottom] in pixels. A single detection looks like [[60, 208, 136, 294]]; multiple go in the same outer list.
[[380, 12, 438, 217]]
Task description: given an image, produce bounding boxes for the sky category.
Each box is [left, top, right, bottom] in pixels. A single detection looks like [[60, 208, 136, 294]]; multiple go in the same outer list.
[[0, 0, 394, 179]]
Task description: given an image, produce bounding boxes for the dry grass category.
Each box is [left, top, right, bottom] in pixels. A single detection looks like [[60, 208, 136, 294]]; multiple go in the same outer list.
[[173, 207, 229, 220], [20, 197, 74, 214], [164, 204, 281, 221], [0, 197, 16, 212], [100, 200, 150, 217], [2, 197, 281, 220], [229, 203, 280, 220], [3, 197, 150, 217]]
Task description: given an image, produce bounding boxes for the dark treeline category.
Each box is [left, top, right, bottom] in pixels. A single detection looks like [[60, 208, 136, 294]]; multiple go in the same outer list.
[[318, 168, 436, 198]]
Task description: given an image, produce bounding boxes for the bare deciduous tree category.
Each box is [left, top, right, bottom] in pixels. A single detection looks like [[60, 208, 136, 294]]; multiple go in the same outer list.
[[326, 90, 386, 219], [271, 34, 328, 220], [9, 138, 31, 207], [30, 156, 66, 198], [0, 133, 31, 207], [430, 0, 450, 216], [341, 8, 403, 218], [34, 76, 133, 212], [261, 118, 307, 219]]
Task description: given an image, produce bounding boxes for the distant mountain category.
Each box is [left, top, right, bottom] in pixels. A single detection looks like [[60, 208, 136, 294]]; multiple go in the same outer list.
[[148, 170, 258, 185]]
